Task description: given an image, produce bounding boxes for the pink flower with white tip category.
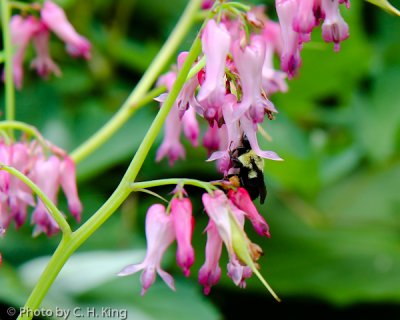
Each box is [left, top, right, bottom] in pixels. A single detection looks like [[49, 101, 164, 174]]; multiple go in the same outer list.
[[118, 204, 176, 295]]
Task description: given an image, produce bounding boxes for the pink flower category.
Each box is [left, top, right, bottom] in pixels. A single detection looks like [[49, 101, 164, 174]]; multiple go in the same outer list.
[[181, 106, 199, 147], [0, 142, 35, 229], [9, 15, 41, 89], [240, 115, 283, 161], [228, 188, 271, 238], [321, 0, 349, 52], [203, 124, 220, 156], [176, 52, 201, 114], [31, 156, 62, 236], [118, 204, 176, 295], [156, 103, 185, 166], [261, 21, 288, 95], [60, 157, 82, 222], [293, 0, 318, 35], [198, 220, 222, 295], [41, 0, 91, 59], [201, 190, 253, 289], [30, 23, 62, 78], [232, 36, 277, 123], [197, 20, 231, 103], [171, 198, 195, 276], [197, 19, 231, 126], [7, 143, 35, 227], [275, 0, 302, 78]]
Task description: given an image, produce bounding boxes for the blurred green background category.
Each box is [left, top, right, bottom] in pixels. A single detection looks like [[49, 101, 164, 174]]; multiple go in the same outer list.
[[1, 0, 400, 319]]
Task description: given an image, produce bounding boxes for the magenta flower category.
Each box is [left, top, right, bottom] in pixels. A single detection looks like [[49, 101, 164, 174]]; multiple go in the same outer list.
[[228, 188, 271, 238], [30, 23, 61, 79], [171, 197, 195, 276], [41, 0, 91, 59], [321, 0, 350, 52], [118, 204, 176, 295]]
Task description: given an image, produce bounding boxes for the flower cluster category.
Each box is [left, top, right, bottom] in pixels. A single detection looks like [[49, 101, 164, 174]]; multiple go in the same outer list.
[[156, 1, 350, 175], [276, 0, 350, 78], [119, 186, 271, 295], [0, 138, 82, 263], [122, 0, 352, 296], [8, 0, 91, 89]]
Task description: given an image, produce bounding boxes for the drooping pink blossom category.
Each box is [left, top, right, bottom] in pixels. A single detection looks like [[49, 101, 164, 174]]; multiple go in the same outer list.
[[181, 106, 200, 147], [31, 156, 62, 236], [293, 0, 318, 35], [198, 220, 223, 295], [118, 204, 176, 295], [9, 15, 41, 89], [275, 0, 302, 78], [321, 0, 349, 52], [156, 102, 185, 166], [232, 36, 277, 123], [197, 19, 231, 126], [41, 0, 91, 59], [197, 20, 231, 103], [59, 157, 82, 222], [171, 197, 195, 277], [30, 23, 62, 79], [228, 188, 271, 238]]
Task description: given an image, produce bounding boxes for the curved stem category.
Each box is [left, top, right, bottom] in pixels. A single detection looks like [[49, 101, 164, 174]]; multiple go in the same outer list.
[[132, 178, 215, 193], [70, 0, 201, 164], [0, 164, 71, 235], [0, 120, 50, 150], [73, 35, 203, 245], [1, 0, 16, 123], [18, 1, 204, 318]]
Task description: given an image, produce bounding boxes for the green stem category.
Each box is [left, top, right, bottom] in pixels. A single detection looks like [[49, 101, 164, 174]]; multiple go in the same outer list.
[[18, 238, 73, 320], [0, 120, 50, 151], [73, 35, 203, 246], [18, 1, 204, 318], [132, 178, 215, 193], [0, 164, 71, 235], [70, 0, 200, 164], [1, 0, 16, 122]]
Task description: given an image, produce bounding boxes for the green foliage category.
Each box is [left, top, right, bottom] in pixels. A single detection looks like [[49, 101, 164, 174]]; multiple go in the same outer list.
[[1, 0, 400, 318]]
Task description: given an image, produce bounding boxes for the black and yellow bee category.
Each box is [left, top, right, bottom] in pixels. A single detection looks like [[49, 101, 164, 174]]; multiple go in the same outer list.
[[229, 135, 267, 204]]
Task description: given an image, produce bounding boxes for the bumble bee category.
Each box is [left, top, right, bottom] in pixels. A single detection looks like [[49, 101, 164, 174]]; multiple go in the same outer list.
[[229, 136, 267, 204]]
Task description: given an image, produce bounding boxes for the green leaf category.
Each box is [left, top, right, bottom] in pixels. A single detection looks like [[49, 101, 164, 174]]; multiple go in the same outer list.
[[366, 0, 400, 16]]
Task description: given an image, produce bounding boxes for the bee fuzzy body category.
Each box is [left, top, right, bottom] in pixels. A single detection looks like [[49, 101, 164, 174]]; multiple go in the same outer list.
[[229, 137, 267, 204]]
